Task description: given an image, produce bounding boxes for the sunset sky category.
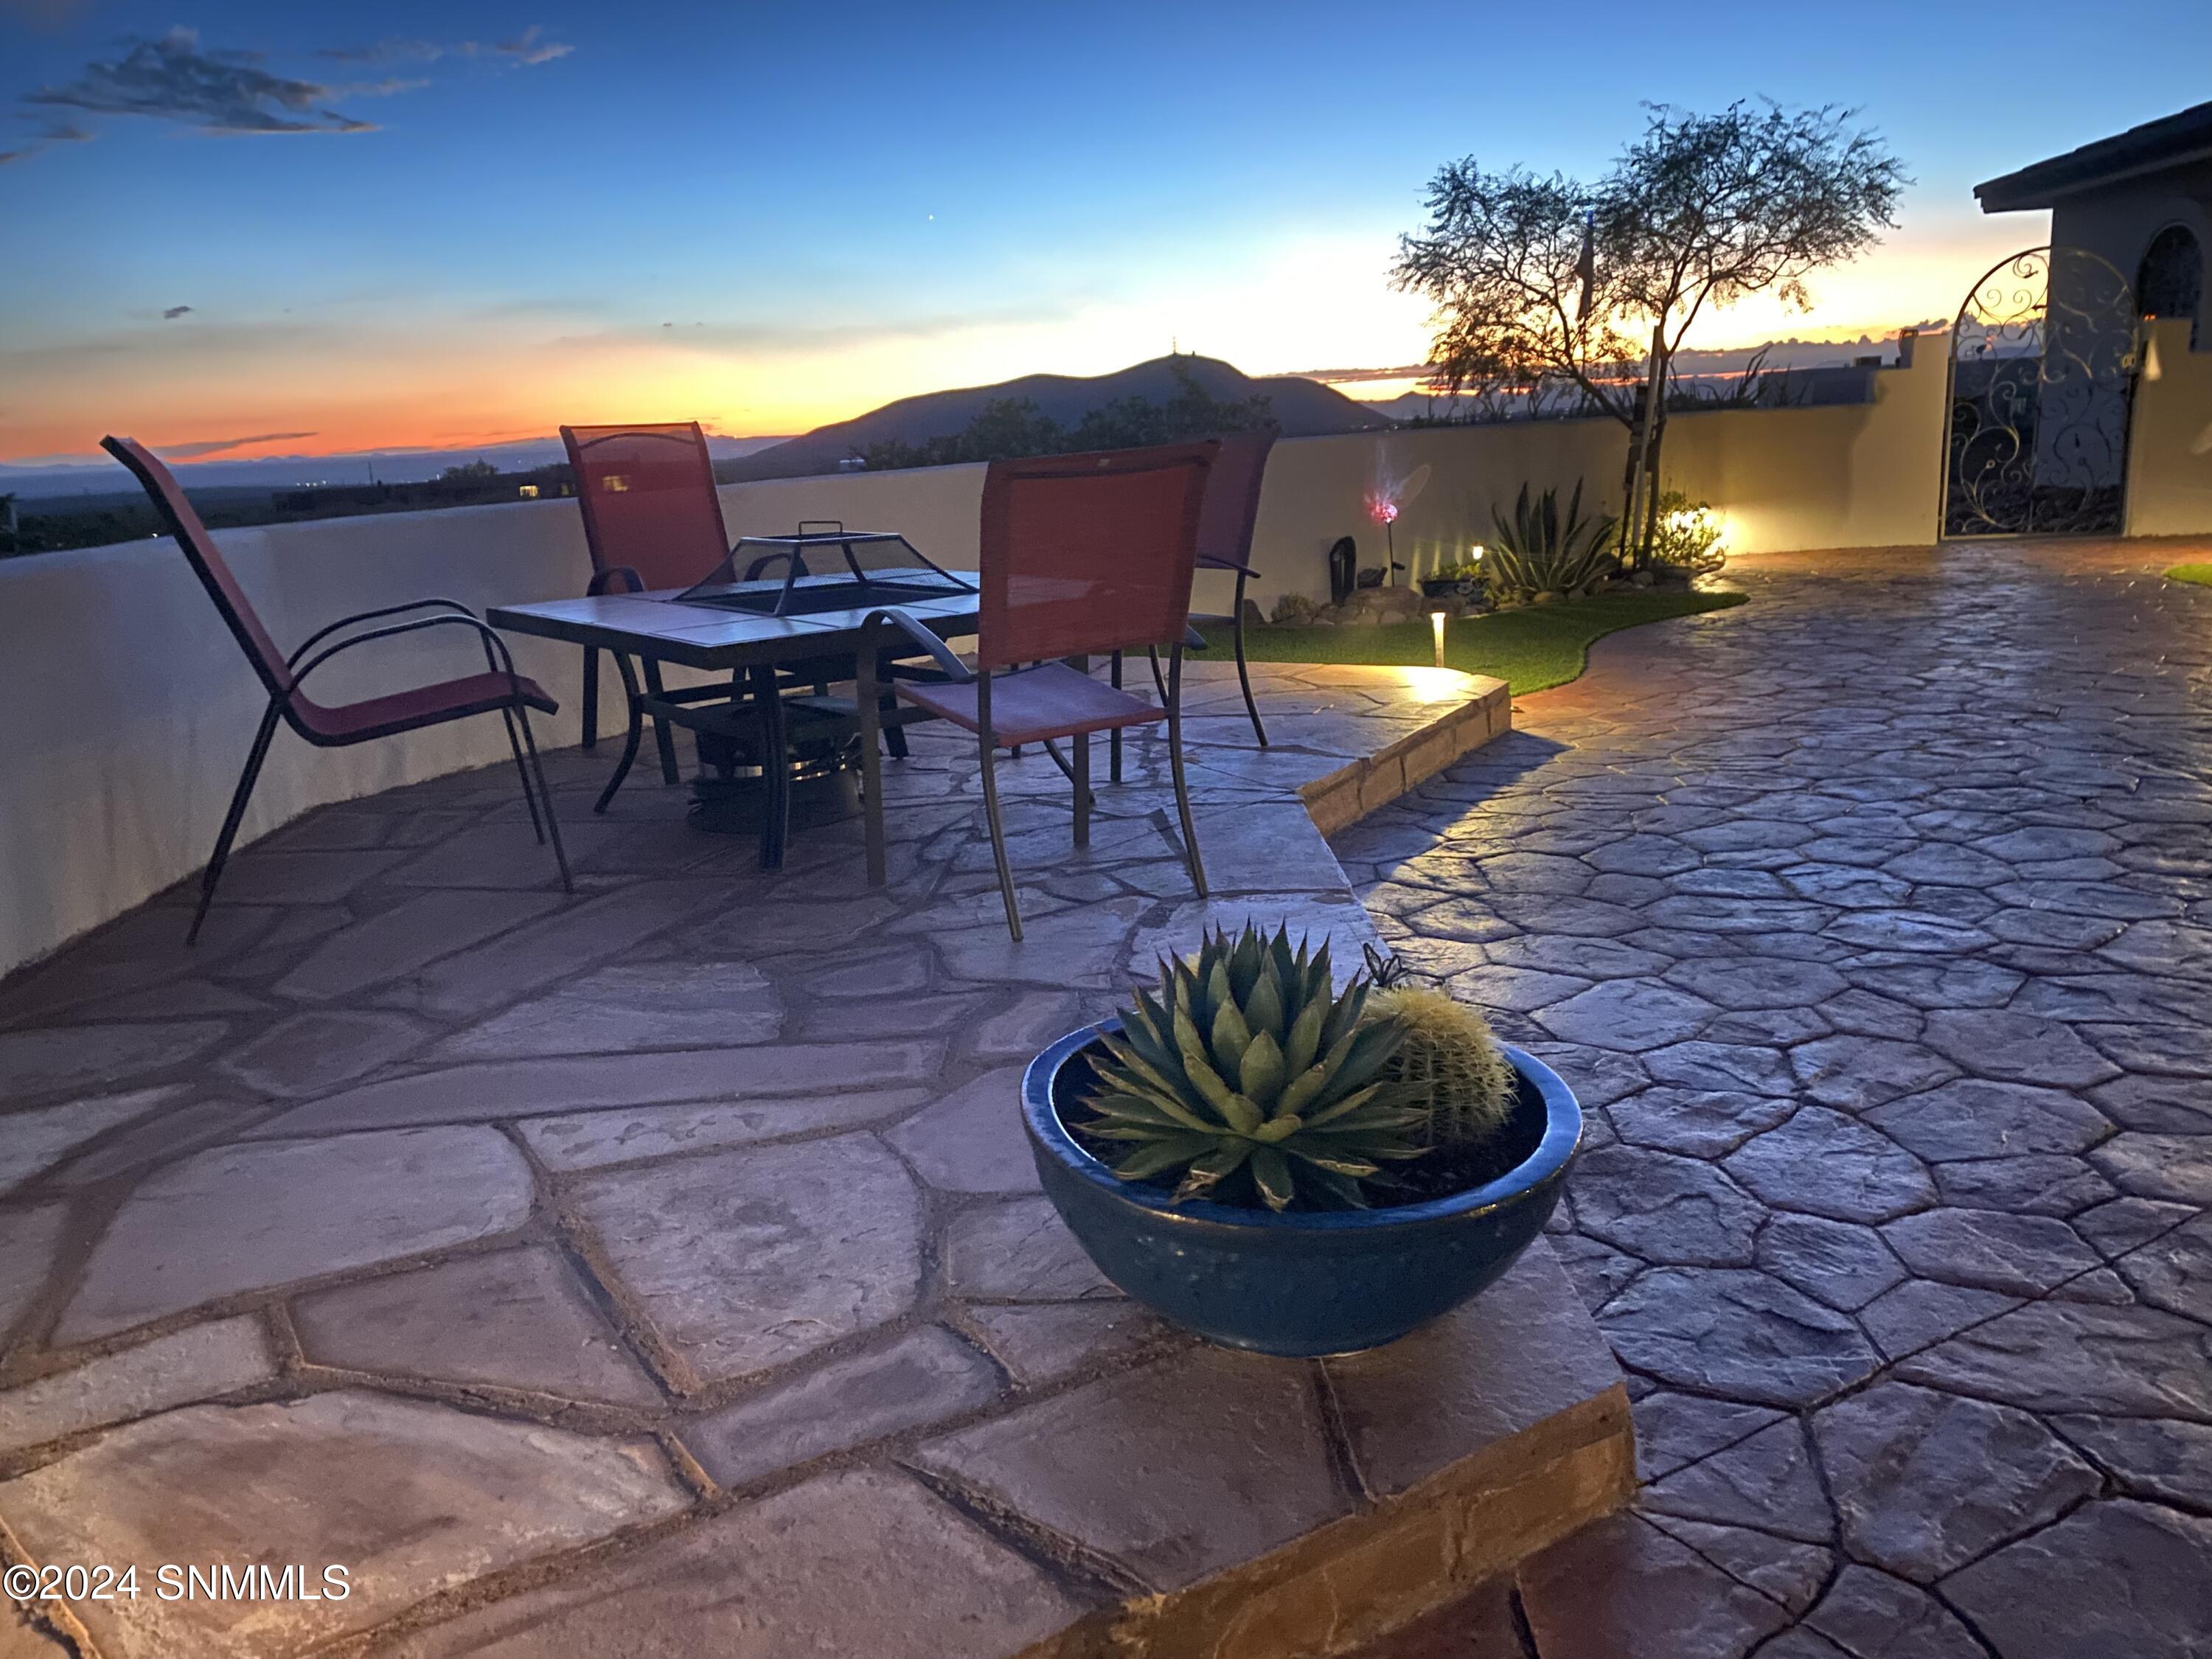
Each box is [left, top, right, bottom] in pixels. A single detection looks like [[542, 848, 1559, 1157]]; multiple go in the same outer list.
[[3, 0, 2208, 466]]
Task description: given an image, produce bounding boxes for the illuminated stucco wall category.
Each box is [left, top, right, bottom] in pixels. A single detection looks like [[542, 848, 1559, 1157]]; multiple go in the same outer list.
[[2127, 318, 2212, 537]]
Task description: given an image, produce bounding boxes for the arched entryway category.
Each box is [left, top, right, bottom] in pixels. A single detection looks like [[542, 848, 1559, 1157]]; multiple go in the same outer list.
[[1943, 246, 2140, 538]]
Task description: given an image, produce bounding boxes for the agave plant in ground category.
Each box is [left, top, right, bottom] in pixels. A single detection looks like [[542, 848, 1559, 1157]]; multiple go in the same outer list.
[[1078, 925, 1425, 1211], [1486, 480, 1618, 601]]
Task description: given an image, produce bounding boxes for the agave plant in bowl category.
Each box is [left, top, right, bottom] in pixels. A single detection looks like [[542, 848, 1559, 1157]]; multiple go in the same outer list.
[[1020, 924, 1582, 1357]]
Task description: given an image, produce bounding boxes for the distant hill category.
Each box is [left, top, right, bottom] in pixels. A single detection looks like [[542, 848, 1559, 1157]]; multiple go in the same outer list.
[[721, 354, 1391, 481]]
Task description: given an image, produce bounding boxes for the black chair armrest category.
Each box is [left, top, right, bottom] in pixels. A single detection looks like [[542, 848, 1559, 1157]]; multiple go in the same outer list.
[[288, 599, 475, 669], [863, 608, 973, 682], [291, 613, 525, 698]]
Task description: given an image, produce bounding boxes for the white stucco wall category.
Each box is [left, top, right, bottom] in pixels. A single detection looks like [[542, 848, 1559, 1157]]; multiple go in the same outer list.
[[2129, 318, 2212, 536], [0, 328, 2185, 981]]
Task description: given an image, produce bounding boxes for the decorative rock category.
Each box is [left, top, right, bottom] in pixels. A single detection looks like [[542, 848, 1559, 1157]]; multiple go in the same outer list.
[[0, 1315, 275, 1453], [1811, 1382, 2099, 1581], [1879, 1208, 2102, 1296], [1896, 1300, 2212, 1420], [1944, 1500, 2212, 1659], [568, 1134, 923, 1383], [686, 1326, 1001, 1486], [1725, 1108, 1935, 1223], [913, 1346, 1344, 1591], [57, 1127, 535, 1341], [0, 1391, 687, 1659], [291, 1247, 661, 1407], [1516, 1513, 1789, 1659], [1599, 1267, 1880, 1407], [1756, 1211, 1907, 1310], [1568, 1145, 1764, 1266], [1643, 1419, 1833, 1543]]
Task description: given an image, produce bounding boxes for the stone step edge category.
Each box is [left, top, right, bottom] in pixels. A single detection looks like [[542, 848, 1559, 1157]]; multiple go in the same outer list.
[[1301, 679, 1512, 838], [1027, 1381, 1634, 1659]]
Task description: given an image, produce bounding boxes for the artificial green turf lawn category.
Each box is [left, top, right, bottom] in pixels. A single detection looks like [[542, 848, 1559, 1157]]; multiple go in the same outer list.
[[1197, 589, 1748, 695], [2167, 564, 2212, 588]]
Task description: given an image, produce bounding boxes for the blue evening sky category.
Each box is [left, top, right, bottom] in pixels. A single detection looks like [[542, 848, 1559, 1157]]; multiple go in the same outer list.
[[2, 0, 2206, 461]]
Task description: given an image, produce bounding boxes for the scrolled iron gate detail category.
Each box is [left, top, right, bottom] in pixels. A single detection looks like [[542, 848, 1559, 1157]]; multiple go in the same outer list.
[[1944, 246, 2140, 538]]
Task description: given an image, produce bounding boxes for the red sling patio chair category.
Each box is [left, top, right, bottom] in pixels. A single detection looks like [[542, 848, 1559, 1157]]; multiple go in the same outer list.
[[560, 422, 731, 772], [855, 441, 1218, 941], [102, 436, 571, 944], [1189, 428, 1279, 748]]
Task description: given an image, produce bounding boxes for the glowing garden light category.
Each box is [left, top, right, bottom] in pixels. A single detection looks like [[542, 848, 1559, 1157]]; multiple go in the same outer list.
[[1430, 609, 1447, 668]]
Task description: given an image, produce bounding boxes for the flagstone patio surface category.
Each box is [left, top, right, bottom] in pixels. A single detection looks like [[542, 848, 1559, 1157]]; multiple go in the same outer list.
[[1348, 537, 2212, 1659], [0, 661, 1644, 1658]]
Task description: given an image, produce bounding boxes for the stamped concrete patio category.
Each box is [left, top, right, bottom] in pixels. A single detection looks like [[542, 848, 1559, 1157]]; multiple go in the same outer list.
[[0, 661, 1646, 1658], [1348, 538, 2212, 1659]]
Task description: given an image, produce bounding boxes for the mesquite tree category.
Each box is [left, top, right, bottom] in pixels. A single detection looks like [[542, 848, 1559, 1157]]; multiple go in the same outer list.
[[1394, 102, 1905, 567]]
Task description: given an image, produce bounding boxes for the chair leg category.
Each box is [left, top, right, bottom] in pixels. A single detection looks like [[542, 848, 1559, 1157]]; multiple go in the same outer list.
[[1073, 731, 1090, 848], [594, 653, 647, 815], [859, 650, 888, 888], [1166, 650, 1207, 899], [750, 664, 791, 872], [1040, 739, 1098, 812], [582, 644, 600, 751], [188, 700, 282, 946], [501, 709, 546, 844], [1233, 569, 1267, 748], [641, 658, 681, 785], [1148, 646, 1168, 703], [978, 732, 1023, 942], [1109, 652, 1124, 782], [513, 700, 574, 894]]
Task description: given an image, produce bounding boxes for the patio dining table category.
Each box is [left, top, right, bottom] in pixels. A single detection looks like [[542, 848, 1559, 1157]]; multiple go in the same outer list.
[[487, 561, 980, 865]]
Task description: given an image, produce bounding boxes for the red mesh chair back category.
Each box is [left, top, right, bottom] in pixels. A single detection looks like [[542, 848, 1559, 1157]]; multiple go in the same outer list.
[[976, 442, 1217, 672], [102, 436, 295, 697], [1194, 429, 1276, 570], [560, 422, 731, 591]]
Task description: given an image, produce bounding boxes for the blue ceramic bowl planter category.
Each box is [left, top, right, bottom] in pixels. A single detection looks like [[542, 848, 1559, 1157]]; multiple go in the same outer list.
[[1021, 1020, 1583, 1357]]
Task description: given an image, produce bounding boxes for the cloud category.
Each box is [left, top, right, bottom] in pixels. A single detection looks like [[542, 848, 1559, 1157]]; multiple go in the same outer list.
[[26, 28, 377, 134], [320, 28, 574, 69], [493, 27, 572, 66], [154, 431, 319, 459], [162, 305, 194, 320]]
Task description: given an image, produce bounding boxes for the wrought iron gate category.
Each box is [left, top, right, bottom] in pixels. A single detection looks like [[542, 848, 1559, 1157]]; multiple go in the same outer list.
[[1943, 246, 2140, 538]]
